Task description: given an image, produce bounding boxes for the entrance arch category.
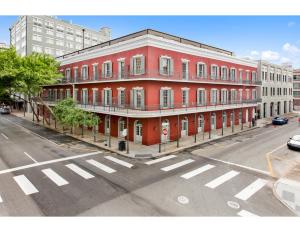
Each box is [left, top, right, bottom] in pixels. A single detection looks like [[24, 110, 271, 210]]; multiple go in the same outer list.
[[161, 119, 170, 143], [134, 120, 143, 143], [181, 117, 188, 137]]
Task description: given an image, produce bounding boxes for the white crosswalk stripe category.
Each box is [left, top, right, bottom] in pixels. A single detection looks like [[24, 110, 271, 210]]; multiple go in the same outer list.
[[104, 156, 134, 168], [86, 159, 116, 173], [161, 159, 194, 172], [42, 168, 69, 186], [205, 170, 240, 189], [65, 163, 94, 179], [145, 155, 177, 165], [181, 164, 215, 179], [13, 175, 39, 195], [235, 178, 268, 201], [237, 210, 259, 217], [0, 195, 3, 203]]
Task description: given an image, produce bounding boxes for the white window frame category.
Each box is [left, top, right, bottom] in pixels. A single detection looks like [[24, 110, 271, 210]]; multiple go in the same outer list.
[[197, 62, 207, 78], [102, 60, 112, 78], [132, 55, 145, 75], [197, 88, 206, 106], [230, 68, 236, 81], [221, 66, 228, 80], [117, 87, 126, 107], [118, 58, 125, 79], [92, 63, 99, 80], [181, 59, 189, 80], [159, 56, 173, 76], [210, 64, 219, 79], [65, 68, 71, 81], [181, 87, 190, 107], [81, 65, 88, 80], [210, 88, 218, 105]]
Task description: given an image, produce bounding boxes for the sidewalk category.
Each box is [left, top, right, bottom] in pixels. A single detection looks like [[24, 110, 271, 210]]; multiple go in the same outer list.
[[11, 110, 256, 159]]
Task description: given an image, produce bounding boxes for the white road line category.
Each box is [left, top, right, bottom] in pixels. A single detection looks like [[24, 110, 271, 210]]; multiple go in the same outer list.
[[0, 195, 3, 203], [145, 155, 177, 165], [42, 168, 69, 186], [161, 159, 194, 172], [235, 178, 268, 201], [181, 164, 215, 179], [237, 210, 259, 217], [104, 156, 134, 168], [13, 175, 39, 195], [86, 159, 116, 174], [0, 151, 102, 175], [1, 133, 8, 140], [23, 152, 38, 163], [65, 163, 94, 179], [205, 170, 240, 189]]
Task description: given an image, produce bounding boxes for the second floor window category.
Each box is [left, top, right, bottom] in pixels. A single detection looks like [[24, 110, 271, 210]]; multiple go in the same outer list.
[[102, 89, 112, 106], [118, 89, 125, 107], [93, 64, 98, 80], [197, 89, 206, 106], [118, 60, 125, 79], [230, 68, 236, 81], [160, 88, 174, 108], [221, 89, 228, 104], [131, 88, 145, 109], [102, 61, 112, 78], [221, 67, 228, 80], [65, 69, 71, 81], [182, 89, 189, 107], [74, 68, 78, 81], [252, 89, 257, 100], [132, 56, 145, 75], [197, 63, 206, 78], [182, 61, 189, 80], [81, 66, 88, 80], [210, 89, 218, 105], [159, 56, 173, 76], [252, 72, 256, 82], [92, 89, 99, 105], [211, 65, 218, 79]]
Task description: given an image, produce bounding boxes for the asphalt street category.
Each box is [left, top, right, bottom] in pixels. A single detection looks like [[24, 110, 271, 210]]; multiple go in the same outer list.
[[0, 113, 296, 216]]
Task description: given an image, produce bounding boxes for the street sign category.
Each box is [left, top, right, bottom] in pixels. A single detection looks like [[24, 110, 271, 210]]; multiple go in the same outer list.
[[162, 128, 168, 135]]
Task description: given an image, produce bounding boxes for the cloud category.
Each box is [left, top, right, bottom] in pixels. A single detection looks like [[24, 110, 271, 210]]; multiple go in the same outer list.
[[250, 50, 259, 56], [288, 21, 296, 27], [280, 57, 291, 63], [261, 50, 280, 61], [282, 42, 300, 53]]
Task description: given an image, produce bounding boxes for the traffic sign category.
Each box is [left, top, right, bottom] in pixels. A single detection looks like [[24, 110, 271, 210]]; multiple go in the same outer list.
[[162, 128, 168, 135]]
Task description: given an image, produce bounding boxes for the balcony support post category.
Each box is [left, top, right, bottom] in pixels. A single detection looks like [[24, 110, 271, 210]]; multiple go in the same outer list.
[[42, 105, 45, 125], [126, 116, 129, 154], [108, 115, 111, 148], [194, 113, 197, 143], [209, 112, 211, 139], [159, 116, 161, 153], [177, 114, 180, 148], [241, 108, 244, 131], [232, 109, 234, 133], [221, 110, 224, 136]]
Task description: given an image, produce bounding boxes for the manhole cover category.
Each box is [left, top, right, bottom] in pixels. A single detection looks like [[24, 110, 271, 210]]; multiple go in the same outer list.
[[227, 201, 240, 209], [177, 195, 189, 204]]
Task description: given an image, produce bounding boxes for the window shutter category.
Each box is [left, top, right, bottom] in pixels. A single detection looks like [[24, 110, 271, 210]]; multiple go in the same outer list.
[[141, 89, 145, 110], [87, 66, 89, 80], [204, 64, 207, 78], [170, 58, 174, 76], [196, 63, 200, 77], [159, 89, 163, 109], [170, 89, 174, 108], [204, 90, 207, 105], [210, 65, 213, 79], [102, 63, 105, 78], [196, 89, 199, 106], [217, 89, 220, 104], [130, 57, 134, 75], [101, 90, 104, 106], [130, 89, 133, 108], [109, 89, 112, 105], [117, 89, 120, 106], [186, 90, 189, 107], [185, 62, 189, 80], [159, 57, 163, 75], [109, 62, 112, 78], [141, 56, 145, 75]]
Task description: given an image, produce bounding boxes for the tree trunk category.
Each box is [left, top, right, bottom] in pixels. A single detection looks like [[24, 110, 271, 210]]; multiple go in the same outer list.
[[28, 98, 40, 122]]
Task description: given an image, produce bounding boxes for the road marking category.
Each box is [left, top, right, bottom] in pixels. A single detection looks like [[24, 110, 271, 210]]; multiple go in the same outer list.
[[86, 159, 116, 173], [196, 156, 270, 176], [65, 163, 94, 179], [1, 133, 8, 140], [235, 178, 268, 201], [23, 152, 38, 163], [13, 175, 39, 195], [145, 155, 177, 165], [266, 143, 287, 155], [161, 159, 194, 172], [42, 168, 69, 186], [237, 210, 259, 217], [205, 170, 240, 189], [0, 151, 102, 175], [181, 164, 215, 179], [104, 156, 134, 168], [0, 195, 3, 203]]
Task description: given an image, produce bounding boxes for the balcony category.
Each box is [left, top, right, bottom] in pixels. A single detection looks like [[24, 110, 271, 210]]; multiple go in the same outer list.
[[56, 70, 261, 86], [41, 97, 258, 118]]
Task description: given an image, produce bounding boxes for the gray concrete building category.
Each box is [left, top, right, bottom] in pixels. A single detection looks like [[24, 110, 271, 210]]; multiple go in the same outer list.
[[10, 16, 111, 57], [257, 60, 293, 119], [293, 69, 300, 110]]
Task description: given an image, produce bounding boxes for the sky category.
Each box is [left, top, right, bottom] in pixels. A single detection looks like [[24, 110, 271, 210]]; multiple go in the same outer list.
[[1, 16, 300, 67]]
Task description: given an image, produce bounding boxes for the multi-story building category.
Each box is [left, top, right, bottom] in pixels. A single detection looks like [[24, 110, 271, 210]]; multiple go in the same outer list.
[[256, 60, 293, 119], [293, 69, 300, 110], [41, 29, 259, 146], [0, 42, 9, 49], [10, 16, 111, 57]]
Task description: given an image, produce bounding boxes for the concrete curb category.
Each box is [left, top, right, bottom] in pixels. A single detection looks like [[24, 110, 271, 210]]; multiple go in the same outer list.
[[10, 112, 261, 160], [273, 179, 299, 216]]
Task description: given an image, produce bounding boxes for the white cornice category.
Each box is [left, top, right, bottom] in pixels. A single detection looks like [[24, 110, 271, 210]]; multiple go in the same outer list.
[[58, 34, 258, 68]]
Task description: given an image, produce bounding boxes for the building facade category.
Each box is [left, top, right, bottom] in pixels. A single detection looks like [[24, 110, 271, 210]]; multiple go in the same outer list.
[[10, 16, 111, 57], [256, 60, 293, 119], [293, 69, 300, 110], [0, 42, 9, 49], [41, 29, 259, 146]]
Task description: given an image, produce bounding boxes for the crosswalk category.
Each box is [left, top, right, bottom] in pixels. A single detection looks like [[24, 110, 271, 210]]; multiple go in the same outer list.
[[0, 154, 270, 216]]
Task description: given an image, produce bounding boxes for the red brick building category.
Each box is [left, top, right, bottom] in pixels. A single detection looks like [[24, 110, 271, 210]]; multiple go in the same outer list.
[[42, 29, 259, 146]]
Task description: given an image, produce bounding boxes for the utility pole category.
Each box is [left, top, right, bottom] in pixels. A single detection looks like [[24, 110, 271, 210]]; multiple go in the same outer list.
[[82, 29, 85, 49]]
